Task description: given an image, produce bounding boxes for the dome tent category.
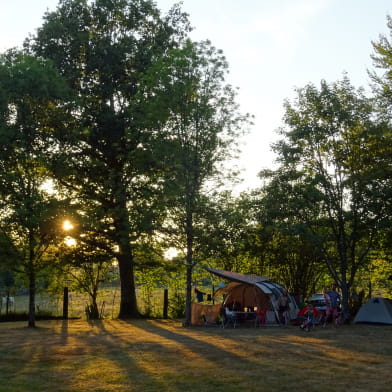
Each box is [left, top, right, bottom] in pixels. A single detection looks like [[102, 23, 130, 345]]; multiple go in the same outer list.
[[354, 297, 392, 325]]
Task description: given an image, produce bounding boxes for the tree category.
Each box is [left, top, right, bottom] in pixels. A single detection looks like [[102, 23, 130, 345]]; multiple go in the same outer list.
[[30, 0, 191, 318], [191, 191, 255, 273], [370, 15, 392, 120], [370, 15, 392, 277], [58, 233, 117, 319], [146, 40, 250, 325], [0, 51, 69, 326], [253, 170, 329, 299], [260, 77, 392, 318]]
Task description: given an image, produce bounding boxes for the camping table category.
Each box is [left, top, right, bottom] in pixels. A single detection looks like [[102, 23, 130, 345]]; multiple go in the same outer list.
[[231, 311, 257, 327]]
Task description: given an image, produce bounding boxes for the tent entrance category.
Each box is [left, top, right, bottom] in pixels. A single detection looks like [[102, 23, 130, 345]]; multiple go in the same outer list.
[[214, 282, 279, 324]]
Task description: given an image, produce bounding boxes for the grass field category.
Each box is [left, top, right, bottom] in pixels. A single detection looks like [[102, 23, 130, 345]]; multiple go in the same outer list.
[[0, 320, 391, 392], [1, 287, 167, 320]]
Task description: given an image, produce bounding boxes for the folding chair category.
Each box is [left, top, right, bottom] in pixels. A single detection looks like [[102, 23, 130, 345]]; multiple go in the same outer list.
[[223, 308, 239, 328], [255, 310, 267, 327]]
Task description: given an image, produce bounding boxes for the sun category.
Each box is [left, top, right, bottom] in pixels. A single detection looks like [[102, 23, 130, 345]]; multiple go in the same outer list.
[[63, 220, 74, 231]]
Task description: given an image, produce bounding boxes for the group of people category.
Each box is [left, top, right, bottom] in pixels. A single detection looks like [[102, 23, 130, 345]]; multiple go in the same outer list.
[[275, 283, 342, 331], [195, 283, 342, 329], [300, 283, 342, 331]]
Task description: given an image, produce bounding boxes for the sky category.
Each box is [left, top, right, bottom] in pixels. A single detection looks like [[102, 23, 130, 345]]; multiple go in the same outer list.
[[1, 0, 392, 190]]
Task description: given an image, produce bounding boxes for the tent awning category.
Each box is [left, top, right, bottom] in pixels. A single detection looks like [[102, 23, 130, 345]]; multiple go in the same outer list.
[[213, 281, 243, 297], [207, 268, 270, 285]]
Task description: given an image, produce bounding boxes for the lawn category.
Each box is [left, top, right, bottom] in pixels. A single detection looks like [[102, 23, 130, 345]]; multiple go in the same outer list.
[[0, 319, 391, 392]]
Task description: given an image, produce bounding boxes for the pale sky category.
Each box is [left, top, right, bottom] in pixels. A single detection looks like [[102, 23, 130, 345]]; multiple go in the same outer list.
[[1, 0, 391, 190]]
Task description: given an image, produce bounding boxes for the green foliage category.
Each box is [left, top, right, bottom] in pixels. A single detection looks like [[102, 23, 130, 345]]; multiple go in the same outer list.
[[0, 50, 72, 326], [167, 272, 186, 319], [190, 192, 254, 272], [136, 267, 163, 317], [257, 76, 392, 315], [29, 0, 192, 318], [144, 39, 251, 324], [370, 15, 392, 117], [8, 2, 392, 324], [367, 252, 392, 297]]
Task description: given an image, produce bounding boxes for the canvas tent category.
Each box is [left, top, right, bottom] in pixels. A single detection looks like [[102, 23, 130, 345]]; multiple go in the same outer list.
[[354, 297, 392, 325], [191, 268, 298, 326]]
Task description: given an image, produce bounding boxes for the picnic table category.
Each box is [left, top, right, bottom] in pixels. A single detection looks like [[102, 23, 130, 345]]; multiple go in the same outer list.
[[224, 310, 258, 328]]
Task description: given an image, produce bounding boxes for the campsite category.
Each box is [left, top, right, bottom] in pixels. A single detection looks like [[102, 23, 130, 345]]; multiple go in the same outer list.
[[3, 271, 390, 391], [0, 318, 391, 392], [192, 269, 299, 327], [1, 2, 392, 391], [190, 269, 392, 329]]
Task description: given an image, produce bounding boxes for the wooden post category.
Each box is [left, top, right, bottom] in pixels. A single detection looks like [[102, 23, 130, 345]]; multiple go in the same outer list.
[[63, 287, 69, 319], [163, 289, 168, 319], [5, 291, 10, 315]]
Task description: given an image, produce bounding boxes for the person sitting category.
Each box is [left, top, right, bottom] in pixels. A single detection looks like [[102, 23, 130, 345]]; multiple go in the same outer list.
[[300, 304, 314, 332]]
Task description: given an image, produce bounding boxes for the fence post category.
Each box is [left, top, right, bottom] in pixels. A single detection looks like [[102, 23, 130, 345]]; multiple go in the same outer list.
[[5, 291, 10, 315], [163, 289, 168, 319], [63, 287, 69, 319]]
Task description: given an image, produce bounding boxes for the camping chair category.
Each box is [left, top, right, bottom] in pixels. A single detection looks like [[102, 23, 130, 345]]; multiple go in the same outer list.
[[255, 309, 267, 327], [299, 307, 324, 331], [313, 308, 325, 326], [223, 308, 239, 328]]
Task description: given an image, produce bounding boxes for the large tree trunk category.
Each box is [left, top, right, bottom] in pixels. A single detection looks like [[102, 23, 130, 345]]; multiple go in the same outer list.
[[115, 193, 139, 318], [117, 248, 138, 318]]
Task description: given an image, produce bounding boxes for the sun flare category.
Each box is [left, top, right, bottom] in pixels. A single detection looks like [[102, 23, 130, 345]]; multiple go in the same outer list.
[[63, 220, 74, 231]]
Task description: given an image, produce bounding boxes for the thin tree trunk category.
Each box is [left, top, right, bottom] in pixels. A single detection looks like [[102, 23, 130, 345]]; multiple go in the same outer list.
[[184, 208, 194, 326], [28, 262, 36, 328], [28, 230, 36, 328]]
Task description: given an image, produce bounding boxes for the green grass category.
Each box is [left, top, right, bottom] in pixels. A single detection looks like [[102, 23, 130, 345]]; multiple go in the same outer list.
[[0, 319, 391, 391]]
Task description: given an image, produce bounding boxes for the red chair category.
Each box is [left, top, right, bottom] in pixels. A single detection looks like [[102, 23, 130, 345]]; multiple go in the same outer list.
[[256, 309, 267, 326]]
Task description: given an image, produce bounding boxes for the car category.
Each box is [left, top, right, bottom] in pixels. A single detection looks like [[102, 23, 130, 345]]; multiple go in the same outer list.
[[309, 293, 327, 312]]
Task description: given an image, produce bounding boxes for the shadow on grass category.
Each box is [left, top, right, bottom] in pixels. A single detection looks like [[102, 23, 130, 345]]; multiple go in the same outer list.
[[0, 320, 169, 392], [0, 320, 391, 392]]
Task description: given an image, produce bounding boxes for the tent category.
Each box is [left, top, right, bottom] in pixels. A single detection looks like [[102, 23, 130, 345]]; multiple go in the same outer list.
[[191, 268, 298, 325], [354, 297, 392, 325]]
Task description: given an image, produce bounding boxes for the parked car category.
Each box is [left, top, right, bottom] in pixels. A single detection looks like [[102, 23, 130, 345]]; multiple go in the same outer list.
[[309, 293, 327, 312], [309, 293, 340, 312]]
